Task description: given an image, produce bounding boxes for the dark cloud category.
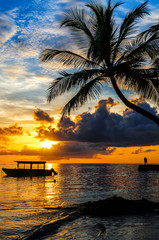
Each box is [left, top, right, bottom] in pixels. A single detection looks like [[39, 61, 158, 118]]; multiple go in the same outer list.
[[132, 147, 157, 154], [35, 98, 159, 147], [144, 149, 157, 153], [58, 116, 75, 129], [0, 123, 23, 136], [33, 108, 54, 123], [123, 97, 157, 116], [34, 121, 75, 141], [0, 142, 116, 159], [38, 143, 116, 160]]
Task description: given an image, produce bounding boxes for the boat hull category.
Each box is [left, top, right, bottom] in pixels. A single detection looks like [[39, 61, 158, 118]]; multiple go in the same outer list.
[[138, 164, 159, 172], [2, 168, 55, 177]]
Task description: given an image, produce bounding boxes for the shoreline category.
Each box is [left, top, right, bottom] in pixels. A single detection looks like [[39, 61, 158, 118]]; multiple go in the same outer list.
[[15, 196, 159, 240]]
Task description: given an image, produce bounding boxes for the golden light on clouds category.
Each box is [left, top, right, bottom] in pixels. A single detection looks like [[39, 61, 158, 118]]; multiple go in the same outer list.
[[0, 96, 158, 164]]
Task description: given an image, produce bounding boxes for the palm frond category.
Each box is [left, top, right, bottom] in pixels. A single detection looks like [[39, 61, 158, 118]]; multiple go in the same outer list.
[[86, 4, 105, 26], [138, 22, 159, 40], [117, 32, 159, 64], [120, 23, 159, 63], [153, 58, 159, 67], [61, 8, 93, 40], [61, 78, 103, 117], [115, 60, 144, 78], [120, 69, 159, 105], [135, 31, 159, 59], [113, 1, 148, 63], [40, 49, 99, 68], [86, 1, 122, 26], [116, 43, 146, 66], [86, 1, 119, 65], [120, 1, 148, 38], [47, 69, 105, 102]]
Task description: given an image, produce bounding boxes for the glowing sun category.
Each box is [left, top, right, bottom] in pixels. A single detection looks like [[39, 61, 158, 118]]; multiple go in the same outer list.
[[41, 140, 55, 149]]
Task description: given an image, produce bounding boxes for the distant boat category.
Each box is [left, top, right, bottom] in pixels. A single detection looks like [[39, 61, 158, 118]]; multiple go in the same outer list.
[[138, 164, 159, 172], [2, 161, 57, 177]]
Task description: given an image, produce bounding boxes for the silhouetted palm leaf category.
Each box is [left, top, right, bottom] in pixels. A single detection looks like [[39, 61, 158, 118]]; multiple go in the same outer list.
[[139, 22, 159, 39], [47, 69, 106, 102], [113, 1, 148, 62], [118, 68, 159, 104], [40, 49, 99, 68], [61, 8, 93, 39], [61, 78, 103, 116]]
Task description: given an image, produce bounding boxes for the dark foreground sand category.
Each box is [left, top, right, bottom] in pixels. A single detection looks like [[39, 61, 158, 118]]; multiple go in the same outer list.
[[15, 196, 159, 240]]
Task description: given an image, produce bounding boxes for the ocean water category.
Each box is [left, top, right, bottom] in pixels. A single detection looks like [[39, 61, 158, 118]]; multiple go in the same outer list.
[[1, 163, 159, 240]]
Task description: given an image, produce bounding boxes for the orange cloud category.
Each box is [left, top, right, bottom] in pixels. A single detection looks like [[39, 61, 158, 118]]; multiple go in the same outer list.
[[0, 123, 23, 136], [95, 97, 119, 110], [130, 97, 145, 105]]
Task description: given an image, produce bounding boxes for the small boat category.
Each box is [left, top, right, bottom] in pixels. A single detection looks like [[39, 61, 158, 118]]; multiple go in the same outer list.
[[138, 164, 159, 172], [2, 161, 57, 177]]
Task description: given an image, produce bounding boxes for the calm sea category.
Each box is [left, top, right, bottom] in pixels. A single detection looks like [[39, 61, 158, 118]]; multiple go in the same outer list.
[[1, 163, 159, 240]]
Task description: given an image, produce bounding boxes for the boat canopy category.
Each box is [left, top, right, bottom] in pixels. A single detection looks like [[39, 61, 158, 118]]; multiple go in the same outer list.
[[15, 161, 46, 169]]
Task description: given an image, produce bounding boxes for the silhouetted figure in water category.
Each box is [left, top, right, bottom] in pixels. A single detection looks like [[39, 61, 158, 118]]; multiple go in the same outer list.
[[144, 157, 147, 165]]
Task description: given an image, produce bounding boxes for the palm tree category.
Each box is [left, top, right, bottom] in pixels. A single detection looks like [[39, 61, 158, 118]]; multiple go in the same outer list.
[[40, 0, 159, 125]]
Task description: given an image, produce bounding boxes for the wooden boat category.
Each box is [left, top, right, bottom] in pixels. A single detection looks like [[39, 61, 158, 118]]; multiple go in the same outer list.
[[2, 161, 57, 177], [138, 164, 159, 172]]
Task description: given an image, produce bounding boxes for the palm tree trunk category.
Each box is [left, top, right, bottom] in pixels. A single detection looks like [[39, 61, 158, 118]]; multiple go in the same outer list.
[[110, 76, 159, 126]]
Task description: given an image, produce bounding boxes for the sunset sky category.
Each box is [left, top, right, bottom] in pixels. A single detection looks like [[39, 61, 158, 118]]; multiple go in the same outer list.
[[0, 0, 159, 164]]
